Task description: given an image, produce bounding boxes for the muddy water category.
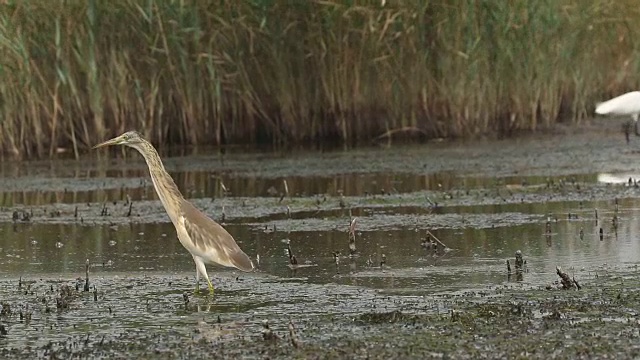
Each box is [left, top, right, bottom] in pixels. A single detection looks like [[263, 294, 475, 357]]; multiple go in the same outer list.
[[3, 128, 640, 358]]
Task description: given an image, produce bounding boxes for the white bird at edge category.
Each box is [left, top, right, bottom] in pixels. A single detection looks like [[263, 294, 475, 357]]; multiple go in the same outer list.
[[595, 91, 640, 139]]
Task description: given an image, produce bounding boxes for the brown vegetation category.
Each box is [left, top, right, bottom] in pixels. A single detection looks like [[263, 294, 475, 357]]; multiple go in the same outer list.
[[0, 1, 639, 158]]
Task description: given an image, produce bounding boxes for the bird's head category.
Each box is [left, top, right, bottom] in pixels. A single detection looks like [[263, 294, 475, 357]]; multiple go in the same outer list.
[[93, 131, 145, 149]]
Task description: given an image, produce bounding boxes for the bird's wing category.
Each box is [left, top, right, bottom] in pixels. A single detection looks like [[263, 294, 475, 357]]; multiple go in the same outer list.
[[180, 200, 254, 272]]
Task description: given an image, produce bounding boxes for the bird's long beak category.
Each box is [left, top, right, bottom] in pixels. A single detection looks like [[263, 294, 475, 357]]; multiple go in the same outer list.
[[92, 136, 123, 149]]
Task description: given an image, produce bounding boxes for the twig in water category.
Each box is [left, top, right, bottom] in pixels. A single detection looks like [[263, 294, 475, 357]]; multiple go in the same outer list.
[[545, 216, 552, 236], [348, 217, 357, 256], [365, 255, 373, 267], [556, 266, 578, 290], [572, 276, 582, 290], [339, 190, 346, 209], [100, 202, 108, 216], [286, 240, 298, 265], [421, 234, 436, 251], [262, 320, 278, 342], [514, 250, 524, 271], [219, 179, 228, 196], [289, 320, 299, 348], [425, 197, 436, 208], [425, 230, 451, 251], [84, 259, 90, 292]]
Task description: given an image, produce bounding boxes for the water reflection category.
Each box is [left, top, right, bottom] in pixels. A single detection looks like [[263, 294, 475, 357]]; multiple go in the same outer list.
[[0, 148, 636, 294], [2, 200, 639, 292], [598, 172, 640, 185], [0, 169, 599, 207]]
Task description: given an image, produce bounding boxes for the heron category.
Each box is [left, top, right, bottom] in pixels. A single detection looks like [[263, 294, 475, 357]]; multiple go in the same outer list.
[[93, 131, 254, 294], [595, 91, 640, 139]]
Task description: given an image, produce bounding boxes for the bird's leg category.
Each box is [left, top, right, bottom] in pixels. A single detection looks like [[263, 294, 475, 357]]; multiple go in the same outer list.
[[193, 255, 201, 294], [194, 256, 215, 295], [625, 121, 632, 144], [207, 279, 215, 295]]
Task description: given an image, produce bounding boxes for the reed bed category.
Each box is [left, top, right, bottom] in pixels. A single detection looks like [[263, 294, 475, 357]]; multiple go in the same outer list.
[[1, 0, 640, 158]]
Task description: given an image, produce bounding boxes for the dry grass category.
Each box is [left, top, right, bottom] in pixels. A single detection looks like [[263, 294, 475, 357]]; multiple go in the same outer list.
[[1, 0, 639, 158]]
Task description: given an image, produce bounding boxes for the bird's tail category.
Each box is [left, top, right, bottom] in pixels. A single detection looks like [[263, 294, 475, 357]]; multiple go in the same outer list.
[[229, 248, 255, 272]]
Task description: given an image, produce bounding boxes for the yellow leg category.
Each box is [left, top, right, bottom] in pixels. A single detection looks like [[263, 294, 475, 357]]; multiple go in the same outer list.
[[193, 255, 215, 295], [194, 282, 200, 294]]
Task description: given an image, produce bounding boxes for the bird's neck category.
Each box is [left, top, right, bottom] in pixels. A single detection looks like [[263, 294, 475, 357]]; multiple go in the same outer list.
[[137, 142, 184, 223]]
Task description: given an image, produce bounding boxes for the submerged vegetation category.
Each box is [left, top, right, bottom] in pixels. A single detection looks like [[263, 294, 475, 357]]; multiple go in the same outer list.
[[1, 0, 640, 158]]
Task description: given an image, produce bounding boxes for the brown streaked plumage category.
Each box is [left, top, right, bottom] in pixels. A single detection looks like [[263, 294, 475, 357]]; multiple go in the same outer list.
[[93, 131, 254, 294]]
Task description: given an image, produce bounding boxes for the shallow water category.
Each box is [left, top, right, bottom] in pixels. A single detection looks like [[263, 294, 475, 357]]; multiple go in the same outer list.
[[3, 128, 640, 358]]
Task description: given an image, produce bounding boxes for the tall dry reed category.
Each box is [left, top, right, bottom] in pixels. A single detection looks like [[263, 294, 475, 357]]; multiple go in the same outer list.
[[0, 0, 639, 158]]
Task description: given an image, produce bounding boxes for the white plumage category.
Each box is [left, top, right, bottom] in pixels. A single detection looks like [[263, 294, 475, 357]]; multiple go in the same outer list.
[[595, 91, 640, 121]]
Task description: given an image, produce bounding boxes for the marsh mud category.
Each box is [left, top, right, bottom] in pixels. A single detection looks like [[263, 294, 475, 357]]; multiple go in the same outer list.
[[3, 125, 640, 358]]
